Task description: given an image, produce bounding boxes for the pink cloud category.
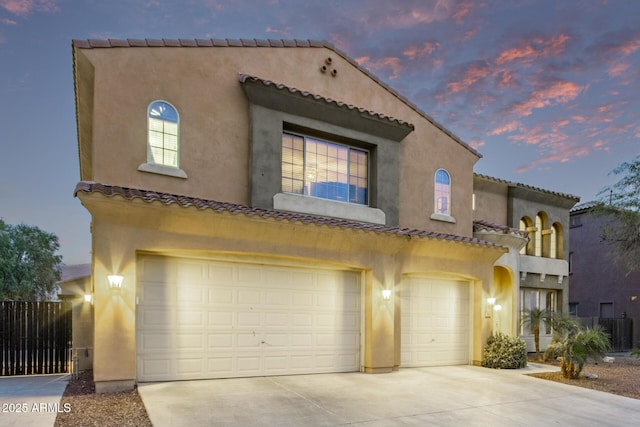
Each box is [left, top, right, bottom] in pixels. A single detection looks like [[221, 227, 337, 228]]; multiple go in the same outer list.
[[1, 17, 17, 25], [468, 137, 485, 149], [495, 33, 570, 66], [516, 144, 590, 173], [462, 28, 479, 41], [446, 61, 491, 93], [452, 1, 475, 24], [0, 0, 58, 16], [615, 37, 640, 55], [403, 41, 441, 60], [608, 61, 630, 77], [496, 69, 517, 88], [356, 56, 404, 80], [488, 121, 520, 136], [266, 26, 290, 37], [510, 80, 583, 117]]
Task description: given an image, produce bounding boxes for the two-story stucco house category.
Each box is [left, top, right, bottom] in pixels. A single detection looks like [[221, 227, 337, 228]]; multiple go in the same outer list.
[[72, 38, 575, 393]]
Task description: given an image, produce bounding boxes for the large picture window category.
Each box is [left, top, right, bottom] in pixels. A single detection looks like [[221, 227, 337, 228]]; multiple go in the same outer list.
[[282, 132, 368, 205]]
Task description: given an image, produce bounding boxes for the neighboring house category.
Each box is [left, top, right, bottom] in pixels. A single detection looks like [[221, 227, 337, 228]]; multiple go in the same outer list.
[[569, 202, 640, 349], [57, 264, 94, 371], [473, 175, 579, 352], [72, 38, 574, 393]]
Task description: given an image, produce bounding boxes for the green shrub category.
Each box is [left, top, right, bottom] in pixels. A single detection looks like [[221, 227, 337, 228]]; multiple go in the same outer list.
[[482, 332, 528, 369]]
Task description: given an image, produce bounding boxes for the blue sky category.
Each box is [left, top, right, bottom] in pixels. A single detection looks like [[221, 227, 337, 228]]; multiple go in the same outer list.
[[1, 0, 639, 265]]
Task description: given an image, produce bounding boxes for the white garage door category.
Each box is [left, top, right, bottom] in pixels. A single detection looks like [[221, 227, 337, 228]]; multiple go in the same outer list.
[[401, 277, 470, 367], [136, 256, 361, 382]]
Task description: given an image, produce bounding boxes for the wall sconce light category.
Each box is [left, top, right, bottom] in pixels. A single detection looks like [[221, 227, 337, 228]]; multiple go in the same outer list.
[[494, 304, 502, 312], [485, 297, 496, 318], [382, 289, 392, 300], [108, 275, 123, 289], [84, 293, 92, 303]]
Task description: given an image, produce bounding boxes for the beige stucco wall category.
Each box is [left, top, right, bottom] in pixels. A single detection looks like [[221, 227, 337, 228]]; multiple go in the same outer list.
[[472, 175, 509, 225], [80, 192, 504, 391], [59, 276, 94, 372], [75, 45, 479, 239]]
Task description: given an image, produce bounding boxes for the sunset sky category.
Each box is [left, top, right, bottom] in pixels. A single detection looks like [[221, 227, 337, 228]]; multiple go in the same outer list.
[[1, 0, 639, 265]]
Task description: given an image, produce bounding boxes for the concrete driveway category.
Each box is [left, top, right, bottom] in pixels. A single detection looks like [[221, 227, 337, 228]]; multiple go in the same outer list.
[[0, 374, 69, 427], [138, 364, 640, 426]]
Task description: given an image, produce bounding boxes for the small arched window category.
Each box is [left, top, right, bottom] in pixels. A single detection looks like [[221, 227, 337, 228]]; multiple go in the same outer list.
[[148, 101, 179, 167], [551, 222, 563, 259], [434, 169, 451, 216], [534, 214, 543, 257], [520, 216, 533, 255]]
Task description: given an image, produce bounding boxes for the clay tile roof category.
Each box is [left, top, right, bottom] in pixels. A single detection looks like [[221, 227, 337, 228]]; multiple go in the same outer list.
[[75, 181, 504, 250], [570, 201, 601, 213], [474, 173, 580, 201], [473, 219, 529, 238], [71, 37, 480, 158], [237, 73, 414, 131]]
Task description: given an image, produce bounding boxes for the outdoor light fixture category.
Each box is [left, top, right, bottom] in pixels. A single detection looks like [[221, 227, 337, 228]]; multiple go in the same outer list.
[[485, 297, 497, 318], [84, 294, 92, 303], [108, 275, 124, 289], [382, 289, 392, 300]]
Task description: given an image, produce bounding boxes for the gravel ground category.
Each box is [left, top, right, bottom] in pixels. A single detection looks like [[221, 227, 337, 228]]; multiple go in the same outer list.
[[54, 371, 152, 427], [54, 357, 640, 426], [528, 354, 640, 400]]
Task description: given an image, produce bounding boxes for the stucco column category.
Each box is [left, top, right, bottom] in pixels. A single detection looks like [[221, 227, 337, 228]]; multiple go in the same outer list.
[[363, 266, 395, 373], [92, 220, 137, 393]]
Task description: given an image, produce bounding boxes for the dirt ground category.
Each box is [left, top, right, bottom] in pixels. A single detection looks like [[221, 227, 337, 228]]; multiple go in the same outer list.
[[55, 356, 640, 426]]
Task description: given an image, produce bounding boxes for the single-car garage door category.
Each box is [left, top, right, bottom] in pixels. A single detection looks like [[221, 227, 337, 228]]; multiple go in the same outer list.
[[136, 255, 361, 382], [401, 277, 470, 367]]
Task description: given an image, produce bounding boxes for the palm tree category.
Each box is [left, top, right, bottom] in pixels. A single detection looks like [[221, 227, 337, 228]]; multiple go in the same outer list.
[[545, 318, 610, 379], [522, 307, 551, 361]]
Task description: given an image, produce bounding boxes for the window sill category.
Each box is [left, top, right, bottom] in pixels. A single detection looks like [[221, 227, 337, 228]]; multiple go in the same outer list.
[[274, 193, 386, 225], [430, 213, 456, 223], [138, 163, 187, 179]]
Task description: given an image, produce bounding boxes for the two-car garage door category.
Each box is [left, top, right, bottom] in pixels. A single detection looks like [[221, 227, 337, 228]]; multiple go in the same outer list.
[[136, 256, 361, 382]]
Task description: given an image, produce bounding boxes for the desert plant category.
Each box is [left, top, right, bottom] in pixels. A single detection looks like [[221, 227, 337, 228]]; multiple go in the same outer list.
[[545, 323, 610, 379], [482, 332, 527, 369], [522, 307, 552, 360]]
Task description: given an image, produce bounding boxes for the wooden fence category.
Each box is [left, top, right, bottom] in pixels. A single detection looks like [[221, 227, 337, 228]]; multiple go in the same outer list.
[[578, 317, 633, 352], [0, 301, 72, 376]]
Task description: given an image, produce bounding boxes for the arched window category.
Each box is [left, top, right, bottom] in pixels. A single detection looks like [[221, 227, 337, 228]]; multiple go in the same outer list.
[[148, 101, 179, 167], [434, 169, 451, 216], [534, 214, 543, 257], [520, 216, 533, 255], [551, 222, 563, 259]]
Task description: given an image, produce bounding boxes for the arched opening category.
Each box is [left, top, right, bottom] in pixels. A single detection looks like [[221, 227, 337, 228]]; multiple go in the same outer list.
[[492, 265, 516, 336]]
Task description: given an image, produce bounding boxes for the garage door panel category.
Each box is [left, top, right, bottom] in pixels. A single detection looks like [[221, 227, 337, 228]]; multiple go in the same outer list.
[[208, 311, 233, 326], [176, 286, 204, 303], [208, 264, 235, 283], [401, 277, 470, 368], [177, 261, 207, 283], [176, 310, 204, 326], [237, 266, 262, 283]]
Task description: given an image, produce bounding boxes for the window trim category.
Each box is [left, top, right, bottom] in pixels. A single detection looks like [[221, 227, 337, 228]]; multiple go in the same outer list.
[[138, 100, 187, 179]]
